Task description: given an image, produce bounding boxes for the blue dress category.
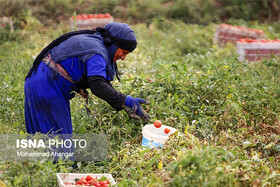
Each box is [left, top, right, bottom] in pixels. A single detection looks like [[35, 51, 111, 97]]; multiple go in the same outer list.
[[24, 54, 110, 134]]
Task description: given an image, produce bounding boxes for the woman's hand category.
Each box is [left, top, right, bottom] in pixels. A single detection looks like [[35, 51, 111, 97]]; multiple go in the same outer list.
[[122, 96, 151, 122]]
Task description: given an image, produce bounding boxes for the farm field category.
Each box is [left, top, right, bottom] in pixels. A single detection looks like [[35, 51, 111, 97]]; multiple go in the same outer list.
[[0, 18, 280, 186]]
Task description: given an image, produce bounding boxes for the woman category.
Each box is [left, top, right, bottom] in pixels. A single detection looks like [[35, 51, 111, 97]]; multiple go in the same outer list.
[[24, 22, 150, 135]]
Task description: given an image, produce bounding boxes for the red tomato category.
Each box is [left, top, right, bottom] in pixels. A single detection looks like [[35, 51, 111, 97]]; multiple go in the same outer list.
[[82, 14, 87, 18], [87, 14, 94, 19], [104, 13, 111, 18], [99, 181, 108, 186], [76, 15, 82, 20], [77, 178, 87, 185], [86, 175, 94, 182], [87, 179, 95, 183], [154, 120, 162, 128], [88, 179, 99, 186], [237, 26, 245, 30], [97, 13, 104, 18], [239, 39, 246, 42], [75, 181, 82, 185], [164, 128, 170, 134]]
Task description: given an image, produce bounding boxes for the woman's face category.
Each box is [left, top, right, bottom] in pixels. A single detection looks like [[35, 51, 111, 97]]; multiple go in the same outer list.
[[114, 48, 130, 62]]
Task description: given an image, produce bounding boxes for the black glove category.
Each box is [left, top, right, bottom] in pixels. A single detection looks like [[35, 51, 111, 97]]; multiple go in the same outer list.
[[122, 96, 151, 122]]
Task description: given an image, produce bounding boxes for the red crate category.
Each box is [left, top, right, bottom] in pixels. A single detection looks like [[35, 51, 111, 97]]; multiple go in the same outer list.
[[70, 13, 114, 30], [237, 39, 280, 61], [214, 24, 265, 45]]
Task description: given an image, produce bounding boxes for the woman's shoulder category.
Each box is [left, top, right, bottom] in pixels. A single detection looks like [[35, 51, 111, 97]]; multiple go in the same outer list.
[[86, 54, 107, 65], [90, 54, 105, 60]]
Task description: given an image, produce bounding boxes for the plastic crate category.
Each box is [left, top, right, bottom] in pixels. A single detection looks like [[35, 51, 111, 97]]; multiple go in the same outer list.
[[214, 24, 265, 45], [236, 39, 280, 61], [70, 13, 114, 30], [57, 173, 116, 186]]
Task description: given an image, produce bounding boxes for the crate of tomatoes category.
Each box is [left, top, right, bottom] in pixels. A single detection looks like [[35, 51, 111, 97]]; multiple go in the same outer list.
[[236, 38, 280, 61], [213, 23, 265, 45], [57, 173, 116, 186], [69, 13, 114, 31]]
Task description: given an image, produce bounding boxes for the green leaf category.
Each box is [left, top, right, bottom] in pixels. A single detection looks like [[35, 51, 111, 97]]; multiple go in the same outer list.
[[97, 176, 108, 181], [263, 142, 275, 150], [77, 162, 81, 169], [158, 161, 163, 170], [242, 141, 255, 149]]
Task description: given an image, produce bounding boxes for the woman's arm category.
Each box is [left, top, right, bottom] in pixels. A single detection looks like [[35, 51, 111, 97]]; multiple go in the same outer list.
[[88, 75, 126, 111]]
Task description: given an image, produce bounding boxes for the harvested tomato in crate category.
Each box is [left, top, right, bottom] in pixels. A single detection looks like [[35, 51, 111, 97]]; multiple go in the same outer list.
[[57, 173, 116, 186], [213, 23, 265, 45], [69, 13, 114, 30], [237, 39, 280, 62]]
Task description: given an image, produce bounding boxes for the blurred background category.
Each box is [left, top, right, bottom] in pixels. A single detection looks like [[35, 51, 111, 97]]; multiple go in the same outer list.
[[0, 0, 280, 28]]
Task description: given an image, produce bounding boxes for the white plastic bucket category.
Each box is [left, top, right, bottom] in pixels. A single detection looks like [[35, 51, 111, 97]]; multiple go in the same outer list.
[[142, 124, 177, 148]]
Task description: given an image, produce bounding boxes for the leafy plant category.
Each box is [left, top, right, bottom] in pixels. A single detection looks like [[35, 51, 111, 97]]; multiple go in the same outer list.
[[0, 18, 279, 186]]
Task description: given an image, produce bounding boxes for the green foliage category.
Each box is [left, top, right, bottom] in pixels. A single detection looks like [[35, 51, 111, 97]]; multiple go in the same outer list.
[[126, 0, 164, 24], [0, 160, 75, 186], [166, 0, 220, 24], [0, 0, 30, 17], [216, 0, 280, 22], [0, 18, 280, 186], [152, 19, 215, 55], [169, 147, 235, 186], [84, 0, 119, 15], [0, 28, 18, 44]]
